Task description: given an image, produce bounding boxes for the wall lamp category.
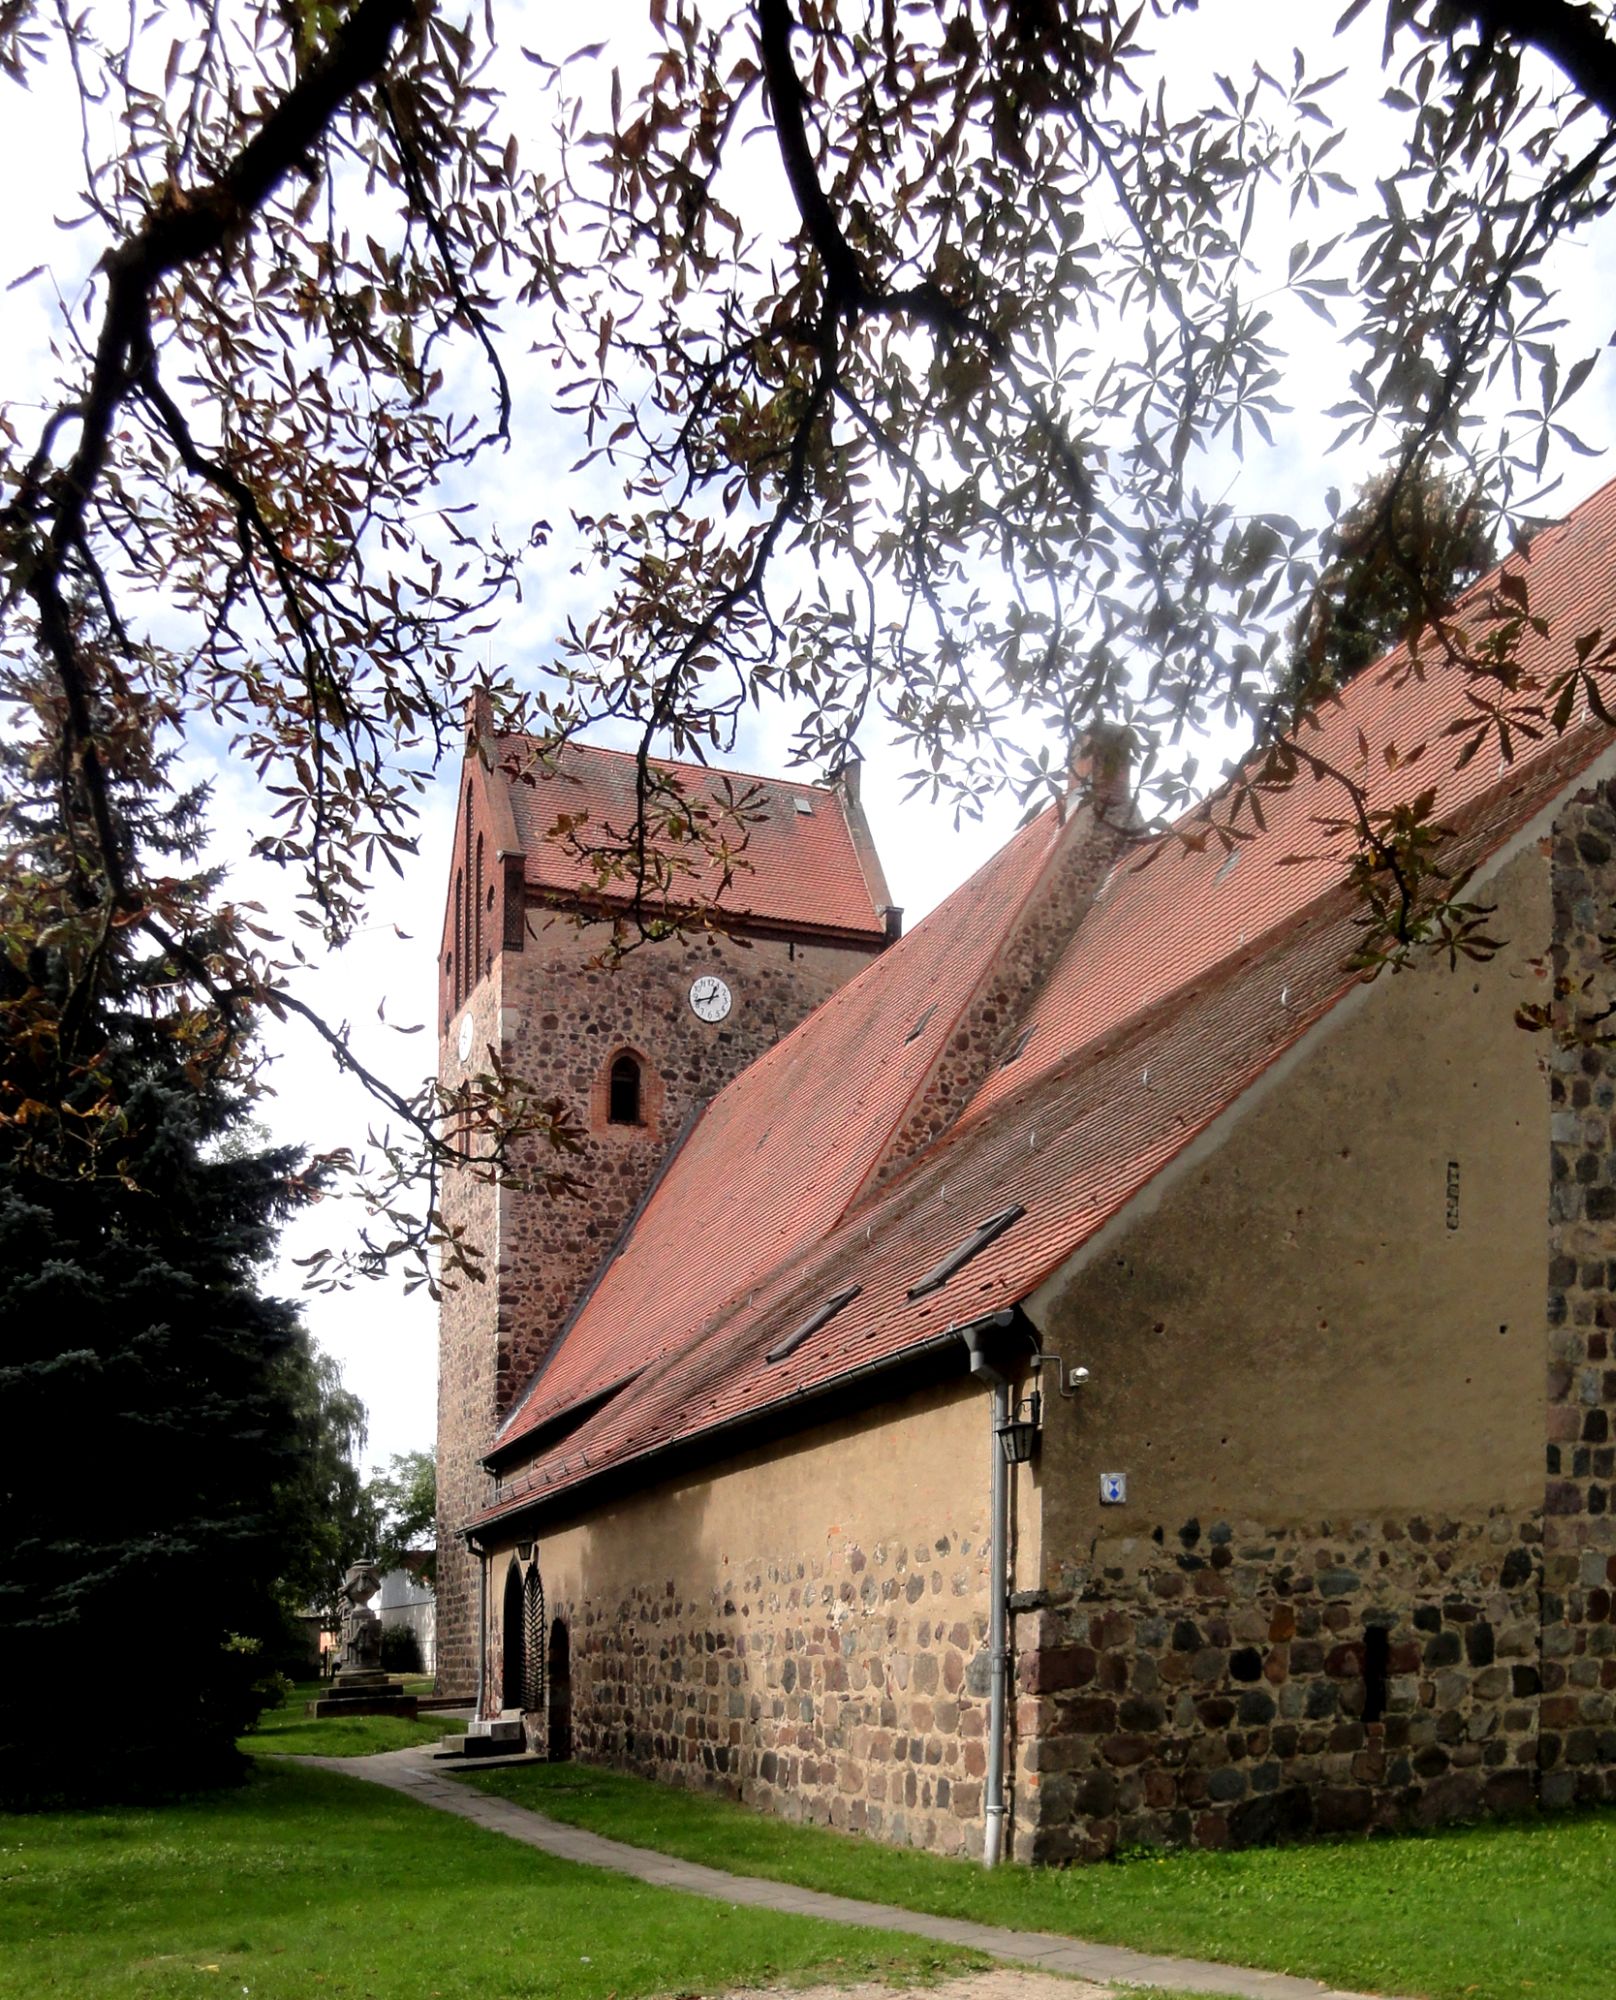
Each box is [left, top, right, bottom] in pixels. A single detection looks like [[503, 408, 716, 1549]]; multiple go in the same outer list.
[[996, 1351, 1093, 1464], [996, 1390, 1043, 1464]]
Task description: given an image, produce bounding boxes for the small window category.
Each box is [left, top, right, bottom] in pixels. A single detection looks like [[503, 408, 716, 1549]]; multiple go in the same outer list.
[[608, 1054, 643, 1126], [1000, 1025, 1035, 1068], [1363, 1623, 1390, 1724]]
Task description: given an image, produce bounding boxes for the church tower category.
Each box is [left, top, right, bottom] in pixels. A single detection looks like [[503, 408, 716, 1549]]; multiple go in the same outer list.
[[434, 702, 896, 1696]]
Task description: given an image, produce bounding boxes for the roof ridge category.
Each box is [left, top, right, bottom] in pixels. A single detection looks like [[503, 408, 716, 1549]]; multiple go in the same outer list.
[[496, 732, 844, 797], [833, 803, 1081, 1220]]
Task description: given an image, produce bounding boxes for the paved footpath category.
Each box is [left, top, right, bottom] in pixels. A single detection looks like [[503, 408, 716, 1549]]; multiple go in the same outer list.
[[292, 1747, 1406, 2000]]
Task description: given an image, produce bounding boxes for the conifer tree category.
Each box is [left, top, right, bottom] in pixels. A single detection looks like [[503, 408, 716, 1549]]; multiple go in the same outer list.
[[0, 651, 337, 1803]]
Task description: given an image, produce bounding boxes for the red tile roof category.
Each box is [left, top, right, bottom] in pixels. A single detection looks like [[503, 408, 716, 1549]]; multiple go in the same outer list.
[[477, 476, 1616, 1522], [496, 739, 889, 939]]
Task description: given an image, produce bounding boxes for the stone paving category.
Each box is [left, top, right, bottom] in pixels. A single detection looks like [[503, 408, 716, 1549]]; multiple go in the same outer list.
[[756, 1975, 1111, 2000], [290, 1746, 1409, 2000]]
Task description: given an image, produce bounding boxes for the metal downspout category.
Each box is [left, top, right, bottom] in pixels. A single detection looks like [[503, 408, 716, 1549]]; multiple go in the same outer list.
[[474, 1541, 489, 1719], [984, 1373, 1011, 1867], [960, 1319, 1014, 1868]]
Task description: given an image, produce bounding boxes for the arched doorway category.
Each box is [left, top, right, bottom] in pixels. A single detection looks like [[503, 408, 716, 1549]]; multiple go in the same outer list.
[[547, 1615, 572, 1761], [500, 1560, 525, 1712]]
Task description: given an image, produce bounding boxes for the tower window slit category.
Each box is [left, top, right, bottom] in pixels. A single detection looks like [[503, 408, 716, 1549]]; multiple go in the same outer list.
[[609, 1054, 643, 1126]]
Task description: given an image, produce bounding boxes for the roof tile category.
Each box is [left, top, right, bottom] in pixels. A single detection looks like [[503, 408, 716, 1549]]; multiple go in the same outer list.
[[498, 740, 888, 938]]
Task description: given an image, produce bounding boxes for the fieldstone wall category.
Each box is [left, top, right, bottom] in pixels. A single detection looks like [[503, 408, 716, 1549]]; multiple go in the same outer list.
[[434, 968, 507, 1700], [489, 1526, 1000, 1854], [1019, 1509, 1543, 1861], [1544, 781, 1616, 1806]]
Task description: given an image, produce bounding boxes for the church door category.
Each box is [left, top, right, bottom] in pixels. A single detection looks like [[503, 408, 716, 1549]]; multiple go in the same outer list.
[[547, 1615, 572, 1761], [500, 1560, 525, 1711]]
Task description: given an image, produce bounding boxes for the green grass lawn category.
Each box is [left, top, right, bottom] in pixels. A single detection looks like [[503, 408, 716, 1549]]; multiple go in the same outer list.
[[466, 1759, 1616, 2000], [0, 1759, 984, 2000], [240, 1680, 465, 1758]]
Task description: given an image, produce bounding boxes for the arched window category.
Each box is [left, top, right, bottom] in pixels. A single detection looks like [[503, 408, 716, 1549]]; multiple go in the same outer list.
[[608, 1053, 643, 1126], [500, 1559, 525, 1712], [474, 832, 485, 981], [452, 870, 464, 1009]]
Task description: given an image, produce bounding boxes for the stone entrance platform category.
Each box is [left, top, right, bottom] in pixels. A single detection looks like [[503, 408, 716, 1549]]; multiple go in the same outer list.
[[305, 1670, 416, 1720]]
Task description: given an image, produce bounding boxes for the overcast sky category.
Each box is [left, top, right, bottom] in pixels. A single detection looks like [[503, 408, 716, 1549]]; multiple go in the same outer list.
[[7, 4, 1616, 1480]]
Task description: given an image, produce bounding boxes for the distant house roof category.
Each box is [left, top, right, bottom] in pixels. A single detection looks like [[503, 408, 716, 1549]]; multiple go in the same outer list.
[[477, 475, 1616, 1526], [497, 738, 891, 941]]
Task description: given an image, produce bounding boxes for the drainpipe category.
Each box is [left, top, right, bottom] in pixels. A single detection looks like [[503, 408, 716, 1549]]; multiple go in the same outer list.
[[469, 1536, 489, 1720], [960, 1319, 1014, 1868]]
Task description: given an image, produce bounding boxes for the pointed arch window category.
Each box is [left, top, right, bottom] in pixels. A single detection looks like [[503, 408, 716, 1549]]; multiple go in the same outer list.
[[608, 1053, 643, 1126], [500, 1558, 525, 1712], [453, 869, 464, 1009], [474, 832, 485, 980]]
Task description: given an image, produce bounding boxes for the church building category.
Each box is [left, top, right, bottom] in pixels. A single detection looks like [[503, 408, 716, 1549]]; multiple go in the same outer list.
[[436, 478, 1616, 1861]]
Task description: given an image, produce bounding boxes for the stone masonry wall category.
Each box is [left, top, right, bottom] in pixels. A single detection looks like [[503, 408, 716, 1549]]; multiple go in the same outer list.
[[486, 1522, 1000, 1854], [434, 967, 506, 1700], [1544, 781, 1616, 1807], [1020, 1509, 1543, 1861]]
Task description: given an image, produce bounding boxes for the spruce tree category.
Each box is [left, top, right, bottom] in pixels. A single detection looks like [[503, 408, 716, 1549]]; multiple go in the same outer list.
[[0, 652, 337, 1803]]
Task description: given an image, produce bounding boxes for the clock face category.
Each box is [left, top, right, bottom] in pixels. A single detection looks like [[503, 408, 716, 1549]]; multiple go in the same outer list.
[[688, 974, 733, 1023], [457, 1013, 474, 1062]]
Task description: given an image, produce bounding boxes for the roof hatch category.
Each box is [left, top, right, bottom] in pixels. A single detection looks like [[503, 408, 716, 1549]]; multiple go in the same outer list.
[[766, 1286, 861, 1363], [907, 1204, 1027, 1300]]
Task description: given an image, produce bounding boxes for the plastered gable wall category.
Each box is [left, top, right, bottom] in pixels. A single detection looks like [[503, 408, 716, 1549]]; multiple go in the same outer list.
[[483, 1379, 1044, 1855], [437, 903, 883, 1698], [1018, 841, 1552, 1856]]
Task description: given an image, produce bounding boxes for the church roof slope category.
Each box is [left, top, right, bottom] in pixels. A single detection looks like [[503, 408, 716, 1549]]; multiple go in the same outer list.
[[491, 801, 1069, 1452], [964, 475, 1616, 1125], [496, 739, 889, 939], [479, 476, 1616, 1520]]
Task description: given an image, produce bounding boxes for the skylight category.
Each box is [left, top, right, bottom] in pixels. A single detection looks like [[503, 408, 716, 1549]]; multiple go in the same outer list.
[[794, 797, 814, 816], [905, 1001, 937, 1044], [907, 1204, 1027, 1300], [1000, 1025, 1035, 1067], [766, 1286, 861, 1364]]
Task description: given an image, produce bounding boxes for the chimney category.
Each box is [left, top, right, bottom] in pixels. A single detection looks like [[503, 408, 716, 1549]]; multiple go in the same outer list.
[[466, 682, 497, 760], [1066, 722, 1134, 825]]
